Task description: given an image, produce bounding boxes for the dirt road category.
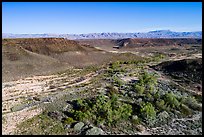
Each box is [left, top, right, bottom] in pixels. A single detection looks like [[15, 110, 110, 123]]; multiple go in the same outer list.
[[2, 71, 98, 134]]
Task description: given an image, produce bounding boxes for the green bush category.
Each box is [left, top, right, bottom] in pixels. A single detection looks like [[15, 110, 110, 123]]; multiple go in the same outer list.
[[134, 85, 145, 95], [155, 99, 167, 112], [133, 71, 158, 95], [153, 91, 161, 100], [182, 96, 202, 111], [151, 54, 165, 62], [73, 110, 89, 122], [146, 93, 154, 102], [70, 94, 132, 127], [140, 102, 156, 125], [113, 76, 124, 87], [163, 92, 180, 109], [62, 117, 75, 125], [180, 104, 192, 116]]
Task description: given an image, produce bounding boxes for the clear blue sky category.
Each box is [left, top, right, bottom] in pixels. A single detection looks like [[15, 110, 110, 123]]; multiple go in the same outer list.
[[2, 2, 202, 34]]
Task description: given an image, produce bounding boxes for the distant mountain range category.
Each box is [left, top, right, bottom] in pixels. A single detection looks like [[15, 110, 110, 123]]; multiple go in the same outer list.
[[2, 30, 202, 39]]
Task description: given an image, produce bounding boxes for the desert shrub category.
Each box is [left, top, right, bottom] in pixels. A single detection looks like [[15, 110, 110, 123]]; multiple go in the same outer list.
[[73, 110, 89, 122], [180, 104, 192, 116], [146, 92, 154, 102], [107, 61, 126, 76], [155, 99, 166, 111], [153, 91, 161, 100], [74, 98, 89, 111], [134, 85, 145, 95], [107, 68, 114, 74], [151, 53, 166, 62], [134, 71, 158, 95], [122, 104, 133, 119], [62, 117, 75, 125], [140, 102, 156, 125], [113, 76, 124, 88], [96, 116, 106, 125], [182, 96, 202, 111], [106, 85, 119, 96], [109, 61, 120, 70], [70, 94, 132, 127], [163, 92, 180, 109]]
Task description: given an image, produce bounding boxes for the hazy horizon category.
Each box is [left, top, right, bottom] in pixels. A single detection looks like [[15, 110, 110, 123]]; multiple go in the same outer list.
[[2, 29, 202, 35]]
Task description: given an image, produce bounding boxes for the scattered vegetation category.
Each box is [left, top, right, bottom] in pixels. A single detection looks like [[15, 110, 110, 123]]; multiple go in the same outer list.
[[67, 94, 132, 127], [8, 51, 201, 135]]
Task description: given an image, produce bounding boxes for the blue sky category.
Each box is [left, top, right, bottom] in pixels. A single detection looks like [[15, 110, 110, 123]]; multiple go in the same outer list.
[[2, 2, 202, 34]]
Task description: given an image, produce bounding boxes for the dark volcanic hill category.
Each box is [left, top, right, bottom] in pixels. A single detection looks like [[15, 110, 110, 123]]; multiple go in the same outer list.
[[152, 58, 202, 83], [76, 38, 202, 49], [152, 58, 202, 93]]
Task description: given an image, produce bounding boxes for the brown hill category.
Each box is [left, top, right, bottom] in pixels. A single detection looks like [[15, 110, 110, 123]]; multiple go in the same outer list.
[[2, 38, 144, 82], [2, 41, 66, 82], [2, 38, 90, 56]]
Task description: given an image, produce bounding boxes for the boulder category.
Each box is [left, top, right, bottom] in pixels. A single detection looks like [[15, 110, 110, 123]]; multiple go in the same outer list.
[[85, 127, 105, 135], [136, 125, 146, 132], [73, 122, 85, 131]]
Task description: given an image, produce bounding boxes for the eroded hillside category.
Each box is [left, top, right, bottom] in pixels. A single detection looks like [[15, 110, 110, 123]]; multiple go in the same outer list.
[[2, 38, 144, 82]]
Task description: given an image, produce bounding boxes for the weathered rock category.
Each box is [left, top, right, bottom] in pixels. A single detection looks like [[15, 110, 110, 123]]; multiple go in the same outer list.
[[132, 115, 138, 120], [136, 125, 146, 132], [158, 111, 169, 120], [73, 122, 85, 131], [85, 127, 105, 135]]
